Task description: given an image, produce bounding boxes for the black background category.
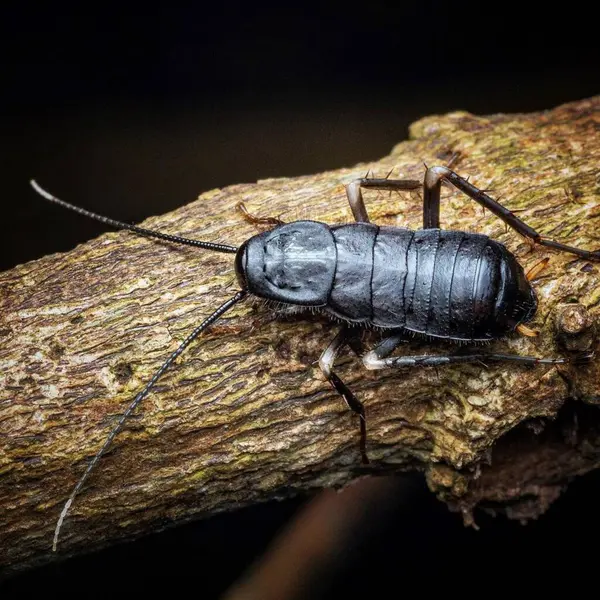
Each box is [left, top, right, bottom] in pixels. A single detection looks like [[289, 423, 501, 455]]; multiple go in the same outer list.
[[1, 2, 599, 598]]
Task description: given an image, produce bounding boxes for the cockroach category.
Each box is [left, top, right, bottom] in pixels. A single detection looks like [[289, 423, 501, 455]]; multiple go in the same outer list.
[[30, 165, 598, 551]]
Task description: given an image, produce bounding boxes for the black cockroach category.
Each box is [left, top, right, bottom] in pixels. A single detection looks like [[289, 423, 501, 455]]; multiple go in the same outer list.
[[30, 165, 598, 551]]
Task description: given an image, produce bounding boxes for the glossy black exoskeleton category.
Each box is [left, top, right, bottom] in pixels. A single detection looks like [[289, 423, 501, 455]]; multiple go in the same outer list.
[[30, 164, 598, 550], [235, 221, 536, 340]]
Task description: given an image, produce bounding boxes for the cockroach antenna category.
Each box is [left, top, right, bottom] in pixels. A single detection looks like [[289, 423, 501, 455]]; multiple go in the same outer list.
[[29, 180, 247, 551], [30, 180, 239, 253], [50, 289, 246, 551]]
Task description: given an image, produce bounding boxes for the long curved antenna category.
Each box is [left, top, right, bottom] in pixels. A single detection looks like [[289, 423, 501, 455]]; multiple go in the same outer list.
[[53, 289, 248, 551], [30, 179, 238, 254]]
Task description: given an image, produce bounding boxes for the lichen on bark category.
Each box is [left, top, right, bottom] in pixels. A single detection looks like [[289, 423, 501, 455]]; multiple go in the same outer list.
[[1, 96, 599, 573]]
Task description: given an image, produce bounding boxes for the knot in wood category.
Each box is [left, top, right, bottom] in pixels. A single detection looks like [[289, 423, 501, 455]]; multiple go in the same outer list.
[[555, 303, 595, 352]]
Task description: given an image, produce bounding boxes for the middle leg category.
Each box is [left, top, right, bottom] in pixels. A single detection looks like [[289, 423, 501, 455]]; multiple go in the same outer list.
[[345, 177, 422, 223], [319, 326, 370, 464]]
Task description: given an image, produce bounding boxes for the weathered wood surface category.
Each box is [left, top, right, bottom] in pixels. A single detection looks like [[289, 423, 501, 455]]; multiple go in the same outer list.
[[1, 96, 599, 573]]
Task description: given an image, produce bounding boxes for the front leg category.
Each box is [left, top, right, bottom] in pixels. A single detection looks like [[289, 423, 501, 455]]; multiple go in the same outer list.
[[236, 202, 285, 227]]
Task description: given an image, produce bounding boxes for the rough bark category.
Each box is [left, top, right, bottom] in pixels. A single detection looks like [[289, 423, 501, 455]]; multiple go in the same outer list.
[[1, 96, 599, 574]]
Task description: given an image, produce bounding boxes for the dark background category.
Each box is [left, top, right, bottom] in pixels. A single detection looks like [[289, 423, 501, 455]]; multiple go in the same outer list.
[[1, 2, 599, 598]]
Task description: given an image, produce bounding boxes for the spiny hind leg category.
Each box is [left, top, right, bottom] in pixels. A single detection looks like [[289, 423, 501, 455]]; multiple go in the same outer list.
[[422, 166, 600, 261], [361, 346, 593, 370]]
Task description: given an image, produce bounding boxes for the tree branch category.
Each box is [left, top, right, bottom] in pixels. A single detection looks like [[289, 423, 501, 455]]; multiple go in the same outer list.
[[2, 96, 599, 573]]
